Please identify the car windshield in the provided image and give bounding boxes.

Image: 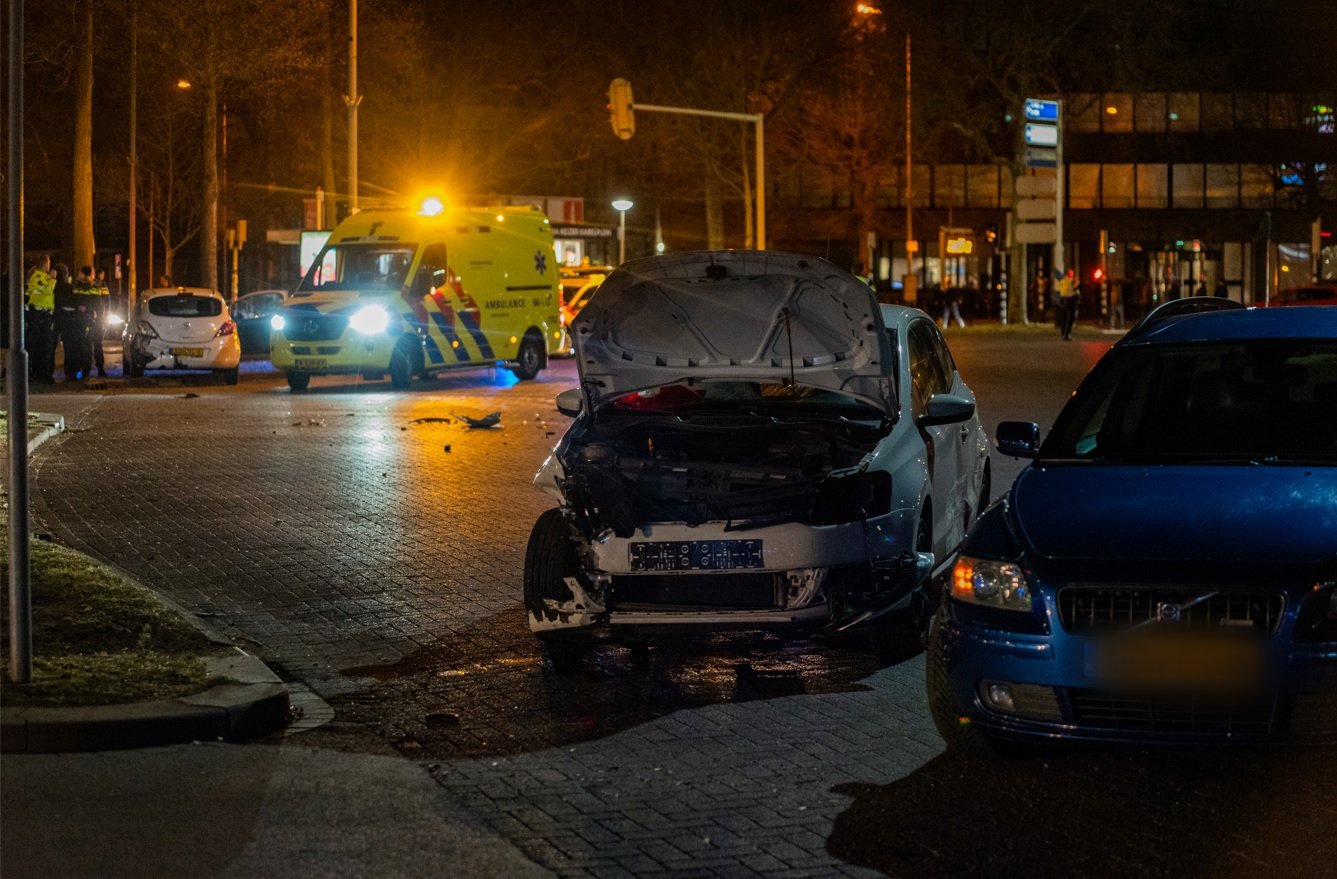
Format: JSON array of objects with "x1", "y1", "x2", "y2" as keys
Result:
[
  {"x1": 147, "y1": 295, "x2": 222, "y2": 318},
  {"x1": 295, "y1": 243, "x2": 416, "y2": 294},
  {"x1": 1042, "y1": 339, "x2": 1337, "y2": 464},
  {"x1": 601, "y1": 380, "x2": 886, "y2": 423}
]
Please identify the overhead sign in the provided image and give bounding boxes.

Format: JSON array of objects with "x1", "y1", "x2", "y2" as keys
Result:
[
  {"x1": 1013, "y1": 222, "x2": 1058, "y2": 245},
  {"x1": 1024, "y1": 99, "x2": 1060, "y2": 121},
  {"x1": 1024, "y1": 123, "x2": 1059, "y2": 147}
]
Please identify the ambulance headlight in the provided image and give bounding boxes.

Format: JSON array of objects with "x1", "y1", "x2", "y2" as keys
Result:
[
  {"x1": 270, "y1": 314, "x2": 286, "y2": 332},
  {"x1": 349, "y1": 305, "x2": 391, "y2": 335}
]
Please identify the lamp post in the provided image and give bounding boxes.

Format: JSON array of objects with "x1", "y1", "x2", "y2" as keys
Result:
[{"x1": 612, "y1": 198, "x2": 633, "y2": 264}]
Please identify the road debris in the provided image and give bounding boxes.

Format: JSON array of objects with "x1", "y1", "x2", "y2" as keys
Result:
[{"x1": 456, "y1": 411, "x2": 502, "y2": 429}]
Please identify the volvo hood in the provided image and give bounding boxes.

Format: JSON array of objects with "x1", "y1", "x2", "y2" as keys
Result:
[
  {"x1": 1011, "y1": 464, "x2": 1337, "y2": 567},
  {"x1": 570, "y1": 251, "x2": 894, "y2": 413}
]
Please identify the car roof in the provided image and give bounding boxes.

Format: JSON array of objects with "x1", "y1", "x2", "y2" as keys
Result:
[
  {"x1": 1126, "y1": 304, "x2": 1337, "y2": 345},
  {"x1": 239, "y1": 288, "x2": 287, "y2": 298},
  {"x1": 143, "y1": 286, "x2": 223, "y2": 299}
]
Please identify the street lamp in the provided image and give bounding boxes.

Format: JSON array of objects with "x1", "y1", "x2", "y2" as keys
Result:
[{"x1": 612, "y1": 198, "x2": 633, "y2": 264}]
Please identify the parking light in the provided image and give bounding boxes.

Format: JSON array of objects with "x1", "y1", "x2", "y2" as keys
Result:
[
  {"x1": 951, "y1": 556, "x2": 1031, "y2": 611},
  {"x1": 349, "y1": 304, "x2": 391, "y2": 335}
]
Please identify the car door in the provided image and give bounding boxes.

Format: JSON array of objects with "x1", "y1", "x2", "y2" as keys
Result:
[{"x1": 906, "y1": 318, "x2": 961, "y2": 569}]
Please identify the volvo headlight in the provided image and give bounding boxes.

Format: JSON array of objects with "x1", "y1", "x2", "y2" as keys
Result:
[
  {"x1": 348, "y1": 305, "x2": 390, "y2": 335},
  {"x1": 270, "y1": 314, "x2": 286, "y2": 332},
  {"x1": 951, "y1": 556, "x2": 1031, "y2": 612}
]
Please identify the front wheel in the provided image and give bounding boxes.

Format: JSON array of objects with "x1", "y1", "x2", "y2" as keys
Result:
[
  {"x1": 286, "y1": 371, "x2": 310, "y2": 392},
  {"x1": 126, "y1": 357, "x2": 144, "y2": 378},
  {"x1": 523, "y1": 508, "x2": 591, "y2": 671},
  {"x1": 511, "y1": 334, "x2": 544, "y2": 380},
  {"x1": 217, "y1": 366, "x2": 239, "y2": 386},
  {"x1": 389, "y1": 336, "x2": 421, "y2": 390},
  {"x1": 926, "y1": 613, "x2": 1011, "y2": 758}
]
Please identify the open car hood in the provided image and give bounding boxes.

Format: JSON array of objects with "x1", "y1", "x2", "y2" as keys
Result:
[{"x1": 571, "y1": 251, "x2": 894, "y2": 413}]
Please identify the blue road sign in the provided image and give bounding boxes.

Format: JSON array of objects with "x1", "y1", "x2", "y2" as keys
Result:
[{"x1": 1024, "y1": 99, "x2": 1060, "y2": 121}]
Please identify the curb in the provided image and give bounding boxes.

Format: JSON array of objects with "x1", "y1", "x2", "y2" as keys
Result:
[
  {"x1": 26, "y1": 412, "x2": 65, "y2": 455},
  {"x1": 0, "y1": 648, "x2": 290, "y2": 754}
]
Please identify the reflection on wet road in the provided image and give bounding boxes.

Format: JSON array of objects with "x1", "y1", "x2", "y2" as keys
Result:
[{"x1": 337, "y1": 610, "x2": 885, "y2": 758}]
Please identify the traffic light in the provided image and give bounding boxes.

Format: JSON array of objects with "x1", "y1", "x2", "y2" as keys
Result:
[
  {"x1": 608, "y1": 78, "x2": 635, "y2": 141},
  {"x1": 985, "y1": 223, "x2": 998, "y2": 244},
  {"x1": 1093, "y1": 267, "x2": 1105, "y2": 282}
]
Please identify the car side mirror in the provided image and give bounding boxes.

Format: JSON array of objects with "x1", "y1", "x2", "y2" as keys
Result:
[
  {"x1": 555, "y1": 388, "x2": 583, "y2": 418},
  {"x1": 919, "y1": 392, "x2": 975, "y2": 426},
  {"x1": 996, "y1": 421, "x2": 1041, "y2": 458}
]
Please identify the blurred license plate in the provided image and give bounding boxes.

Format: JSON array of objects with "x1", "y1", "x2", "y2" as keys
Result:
[
  {"x1": 629, "y1": 539, "x2": 763, "y2": 572},
  {"x1": 294, "y1": 358, "x2": 327, "y2": 369},
  {"x1": 1092, "y1": 634, "x2": 1263, "y2": 693},
  {"x1": 173, "y1": 347, "x2": 204, "y2": 358}
]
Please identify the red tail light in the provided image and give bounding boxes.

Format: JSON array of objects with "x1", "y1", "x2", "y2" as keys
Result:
[{"x1": 215, "y1": 320, "x2": 236, "y2": 338}]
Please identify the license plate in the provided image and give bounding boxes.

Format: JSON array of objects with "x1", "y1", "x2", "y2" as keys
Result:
[
  {"x1": 294, "y1": 358, "x2": 328, "y2": 369},
  {"x1": 1091, "y1": 634, "x2": 1263, "y2": 693},
  {"x1": 172, "y1": 347, "x2": 204, "y2": 358},
  {"x1": 628, "y1": 539, "x2": 763, "y2": 572}
]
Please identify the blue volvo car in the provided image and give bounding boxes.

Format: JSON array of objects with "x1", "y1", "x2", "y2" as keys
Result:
[{"x1": 928, "y1": 299, "x2": 1337, "y2": 754}]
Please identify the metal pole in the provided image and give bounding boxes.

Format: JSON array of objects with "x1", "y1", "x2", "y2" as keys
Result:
[
  {"x1": 346, "y1": 0, "x2": 359, "y2": 212},
  {"x1": 904, "y1": 30, "x2": 914, "y2": 302},
  {"x1": 127, "y1": 8, "x2": 137, "y2": 314},
  {"x1": 7, "y1": 0, "x2": 34, "y2": 683},
  {"x1": 1054, "y1": 99, "x2": 1065, "y2": 274},
  {"x1": 754, "y1": 115, "x2": 765, "y2": 251},
  {"x1": 618, "y1": 210, "x2": 626, "y2": 265}
]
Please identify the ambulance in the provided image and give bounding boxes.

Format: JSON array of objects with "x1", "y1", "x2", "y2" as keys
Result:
[{"x1": 271, "y1": 201, "x2": 561, "y2": 391}]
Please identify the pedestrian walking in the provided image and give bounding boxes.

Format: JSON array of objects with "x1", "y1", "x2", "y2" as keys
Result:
[
  {"x1": 1213, "y1": 279, "x2": 1228, "y2": 298},
  {"x1": 24, "y1": 254, "x2": 57, "y2": 383},
  {"x1": 1195, "y1": 279, "x2": 1208, "y2": 297},
  {"x1": 1109, "y1": 280, "x2": 1125, "y2": 330},
  {"x1": 1057, "y1": 268, "x2": 1080, "y2": 340},
  {"x1": 941, "y1": 285, "x2": 965, "y2": 329}
]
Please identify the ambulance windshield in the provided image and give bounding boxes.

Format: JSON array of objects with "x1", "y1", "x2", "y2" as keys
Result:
[{"x1": 296, "y1": 243, "x2": 417, "y2": 295}]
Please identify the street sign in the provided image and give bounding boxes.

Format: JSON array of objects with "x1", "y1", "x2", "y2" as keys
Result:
[
  {"x1": 1013, "y1": 222, "x2": 1058, "y2": 244},
  {"x1": 1024, "y1": 99, "x2": 1060, "y2": 121},
  {"x1": 1016, "y1": 199, "x2": 1057, "y2": 221},
  {"x1": 1015, "y1": 175, "x2": 1057, "y2": 197},
  {"x1": 1024, "y1": 147, "x2": 1058, "y2": 168},
  {"x1": 1024, "y1": 123, "x2": 1059, "y2": 148}
]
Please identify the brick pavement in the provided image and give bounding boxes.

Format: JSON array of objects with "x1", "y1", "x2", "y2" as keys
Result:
[{"x1": 28, "y1": 341, "x2": 1337, "y2": 877}]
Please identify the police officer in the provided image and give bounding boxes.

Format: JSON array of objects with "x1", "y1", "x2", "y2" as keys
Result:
[
  {"x1": 85, "y1": 266, "x2": 110, "y2": 377},
  {"x1": 72, "y1": 266, "x2": 100, "y2": 380},
  {"x1": 54, "y1": 264, "x2": 87, "y2": 381},
  {"x1": 24, "y1": 254, "x2": 57, "y2": 383}
]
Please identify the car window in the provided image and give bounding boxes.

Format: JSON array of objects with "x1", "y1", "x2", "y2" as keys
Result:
[
  {"x1": 907, "y1": 319, "x2": 950, "y2": 416},
  {"x1": 1043, "y1": 339, "x2": 1337, "y2": 462},
  {"x1": 147, "y1": 295, "x2": 222, "y2": 318}
]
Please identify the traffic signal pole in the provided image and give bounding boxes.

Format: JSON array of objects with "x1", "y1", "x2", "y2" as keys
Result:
[{"x1": 607, "y1": 80, "x2": 766, "y2": 250}]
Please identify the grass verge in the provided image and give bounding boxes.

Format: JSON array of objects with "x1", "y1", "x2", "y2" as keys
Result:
[{"x1": 1, "y1": 524, "x2": 223, "y2": 707}]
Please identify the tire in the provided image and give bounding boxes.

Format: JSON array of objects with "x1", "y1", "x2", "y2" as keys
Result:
[
  {"x1": 217, "y1": 366, "x2": 239, "y2": 386},
  {"x1": 286, "y1": 371, "x2": 310, "y2": 392},
  {"x1": 523, "y1": 508, "x2": 590, "y2": 670},
  {"x1": 926, "y1": 613, "x2": 1009, "y2": 758},
  {"x1": 511, "y1": 333, "x2": 544, "y2": 381},
  {"x1": 866, "y1": 510, "x2": 934, "y2": 661},
  {"x1": 126, "y1": 357, "x2": 144, "y2": 378},
  {"x1": 389, "y1": 337, "x2": 418, "y2": 390}
]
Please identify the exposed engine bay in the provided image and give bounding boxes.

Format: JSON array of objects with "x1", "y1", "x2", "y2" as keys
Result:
[{"x1": 557, "y1": 406, "x2": 891, "y2": 539}]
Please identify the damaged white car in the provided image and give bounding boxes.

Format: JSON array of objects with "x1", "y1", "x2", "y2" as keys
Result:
[{"x1": 525, "y1": 251, "x2": 990, "y2": 663}]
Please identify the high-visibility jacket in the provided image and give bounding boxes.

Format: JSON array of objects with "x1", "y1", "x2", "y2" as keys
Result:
[{"x1": 25, "y1": 268, "x2": 56, "y2": 311}]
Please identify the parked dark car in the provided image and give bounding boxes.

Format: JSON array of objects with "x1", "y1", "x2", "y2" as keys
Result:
[
  {"x1": 929, "y1": 299, "x2": 1337, "y2": 754},
  {"x1": 1269, "y1": 285, "x2": 1337, "y2": 308},
  {"x1": 232, "y1": 289, "x2": 287, "y2": 355}
]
